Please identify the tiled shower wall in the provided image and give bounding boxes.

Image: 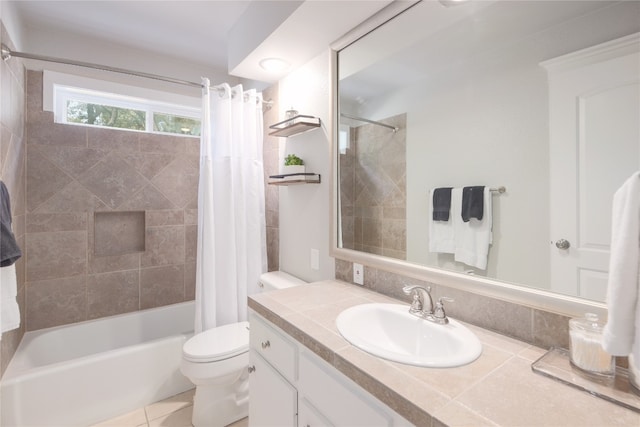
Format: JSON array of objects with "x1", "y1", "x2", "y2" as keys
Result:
[
  {"x1": 262, "y1": 84, "x2": 279, "y2": 272},
  {"x1": 340, "y1": 113, "x2": 406, "y2": 260},
  {"x1": 22, "y1": 71, "x2": 280, "y2": 332},
  {"x1": 24, "y1": 70, "x2": 200, "y2": 330},
  {"x1": 0, "y1": 23, "x2": 27, "y2": 377}
]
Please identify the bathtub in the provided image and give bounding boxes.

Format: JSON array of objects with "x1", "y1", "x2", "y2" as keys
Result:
[{"x1": 1, "y1": 301, "x2": 195, "y2": 427}]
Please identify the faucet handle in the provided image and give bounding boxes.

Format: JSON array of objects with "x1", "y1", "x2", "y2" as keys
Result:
[
  {"x1": 402, "y1": 285, "x2": 433, "y2": 315},
  {"x1": 433, "y1": 296, "x2": 454, "y2": 324}
]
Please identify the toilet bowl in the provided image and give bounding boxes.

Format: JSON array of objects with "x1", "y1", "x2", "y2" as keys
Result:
[{"x1": 181, "y1": 271, "x2": 306, "y2": 427}]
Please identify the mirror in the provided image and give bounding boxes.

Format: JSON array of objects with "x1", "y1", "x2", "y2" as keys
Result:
[{"x1": 336, "y1": 0, "x2": 640, "y2": 304}]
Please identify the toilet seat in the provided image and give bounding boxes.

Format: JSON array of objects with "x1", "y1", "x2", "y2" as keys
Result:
[{"x1": 183, "y1": 321, "x2": 250, "y2": 363}]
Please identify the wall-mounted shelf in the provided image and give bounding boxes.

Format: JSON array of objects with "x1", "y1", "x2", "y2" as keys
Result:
[
  {"x1": 269, "y1": 115, "x2": 321, "y2": 137},
  {"x1": 268, "y1": 173, "x2": 321, "y2": 186}
]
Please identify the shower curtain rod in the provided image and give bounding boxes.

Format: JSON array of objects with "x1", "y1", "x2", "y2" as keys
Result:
[
  {"x1": 340, "y1": 113, "x2": 399, "y2": 133},
  {"x1": 1, "y1": 44, "x2": 273, "y2": 107}
]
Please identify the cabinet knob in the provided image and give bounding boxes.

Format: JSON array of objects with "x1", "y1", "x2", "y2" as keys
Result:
[
  {"x1": 248, "y1": 365, "x2": 256, "y2": 373},
  {"x1": 261, "y1": 340, "x2": 271, "y2": 349}
]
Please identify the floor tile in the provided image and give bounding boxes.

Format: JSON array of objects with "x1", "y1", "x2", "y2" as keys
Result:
[
  {"x1": 90, "y1": 408, "x2": 148, "y2": 427},
  {"x1": 226, "y1": 417, "x2": 249, "y2": 427},
  {"x1": 145, "y1": 389, "x2": 195, "y2": 421},
  {"x1": 148, "y1": 405, "x2": 193, "y2": 427}
]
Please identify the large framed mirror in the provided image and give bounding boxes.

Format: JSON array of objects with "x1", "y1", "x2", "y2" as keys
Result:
[{"x1": 333, "y1": 0, "x2": 639, "y2": 315}]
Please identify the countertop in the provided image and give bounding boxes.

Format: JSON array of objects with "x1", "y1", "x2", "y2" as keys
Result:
[{"x1": 248, "y1": 279, "x2": 640, "y2": 427}]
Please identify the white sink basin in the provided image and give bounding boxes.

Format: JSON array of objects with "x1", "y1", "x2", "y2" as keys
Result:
[{"x1": 336, "y1": 303, "x2": 482, "y2": 368}]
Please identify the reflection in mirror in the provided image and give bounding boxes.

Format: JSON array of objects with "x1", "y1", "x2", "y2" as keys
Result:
[{"x1": 337, "y1": 0, "x2": 640, "y2": 302}]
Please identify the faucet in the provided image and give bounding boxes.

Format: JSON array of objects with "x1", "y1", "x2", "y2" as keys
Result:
[{"x1": 402, "y1": 285, "x2": 454, "y2": 325}]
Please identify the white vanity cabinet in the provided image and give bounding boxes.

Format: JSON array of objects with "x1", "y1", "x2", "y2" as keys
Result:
[
  {"x1": 249, "y1": 313, "x2": 298, "y2": 426},
  {"x1": 248, "y1": 311, "x2": 412, "y2": 427}
]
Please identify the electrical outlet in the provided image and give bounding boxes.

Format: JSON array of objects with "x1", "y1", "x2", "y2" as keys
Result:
[{"x1": 353, "y1": 263, "x2": 364, "y2": 285}]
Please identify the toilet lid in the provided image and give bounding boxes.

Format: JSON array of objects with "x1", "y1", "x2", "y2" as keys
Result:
[{"x1": 183, "y1": 321, "x2": 250, "y2": 362}]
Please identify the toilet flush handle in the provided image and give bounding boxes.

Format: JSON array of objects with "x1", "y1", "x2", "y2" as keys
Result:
[
  {"x1": 248, "y1": 365, "x2": 256, "y2": 373},
  {"x1": 261, "y1": 340, "x2": 271, "y2": 349}
]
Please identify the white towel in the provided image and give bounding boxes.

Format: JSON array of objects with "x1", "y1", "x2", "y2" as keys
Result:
[
  {"x1": 428, "y1": 188, "x2": 456, "y2": 254},
  {"x1": 603, "y1": 172, "x2": 640, "y2": 360},
  {"x1": 454, "y1": 187, "x2": 493, "y2": 270},
  {"x1": 1, "y1": 263, "x2": 20, "y2": 335}
]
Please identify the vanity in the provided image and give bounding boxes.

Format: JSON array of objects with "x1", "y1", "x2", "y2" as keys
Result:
[{"x1": 248, "y1": 280, "x2": 640, "y2": 426}]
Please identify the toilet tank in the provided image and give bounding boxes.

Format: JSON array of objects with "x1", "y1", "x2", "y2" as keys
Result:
[{"x1": 259, "y1": 271, "x2": 307, "y2": 291}]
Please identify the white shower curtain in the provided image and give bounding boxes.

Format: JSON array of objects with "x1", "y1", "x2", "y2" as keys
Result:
[{"x1": 195, "y1": 78, "x2": 267, "y2": 333}]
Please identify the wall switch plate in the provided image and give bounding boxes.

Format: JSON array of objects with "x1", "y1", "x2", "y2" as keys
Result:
[
  {"x1": 353, "y1": 263, "x2": 364, "y2": 285},
  {"x1": 310, "y1": 248, "x2": 319, "y2": 270}
]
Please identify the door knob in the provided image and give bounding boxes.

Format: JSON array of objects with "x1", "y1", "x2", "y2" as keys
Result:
[{"x1": 555, "y1": 239, "x2": 570, "y2": 250}]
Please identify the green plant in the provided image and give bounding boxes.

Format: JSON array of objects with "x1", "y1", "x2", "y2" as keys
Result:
[{"x1": 284, "y1": 154, "x2": 304, "y2": 166}]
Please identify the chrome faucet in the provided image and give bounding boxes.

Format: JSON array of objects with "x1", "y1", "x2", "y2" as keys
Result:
[{"x1": 402, "y1": 285, "x2": 454, "y2": 325}]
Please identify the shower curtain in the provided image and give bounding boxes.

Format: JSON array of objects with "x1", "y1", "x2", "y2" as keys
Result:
[{"x1": 195, "y1": 78, "x2": 267, "y2": 333}]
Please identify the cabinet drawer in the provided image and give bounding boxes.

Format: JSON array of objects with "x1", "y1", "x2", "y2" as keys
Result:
[
  {"x1": 299, "y1": 351, "x2": 392, "y2": 427},
  {"x1": 250, "y1": 313, "x2": 297, "y2": 382}
]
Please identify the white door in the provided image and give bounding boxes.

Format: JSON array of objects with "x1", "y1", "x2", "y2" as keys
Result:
[{"x1": 545, "y1": 34, "x2": 640, "y2": 301}]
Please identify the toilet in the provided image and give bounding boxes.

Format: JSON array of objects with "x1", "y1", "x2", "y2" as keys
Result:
[{"x1": 181, "y1": 271, "x2": 307, "y2": 427}]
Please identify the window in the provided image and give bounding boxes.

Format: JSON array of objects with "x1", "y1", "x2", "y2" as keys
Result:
[{"x1": 54, "y1": 85, "x2": 201, "y2": 136}]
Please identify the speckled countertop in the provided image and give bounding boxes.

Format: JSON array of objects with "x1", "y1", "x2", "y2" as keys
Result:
[{"x1": 248, "y1": 280, "x2": 640, "y2": 427}]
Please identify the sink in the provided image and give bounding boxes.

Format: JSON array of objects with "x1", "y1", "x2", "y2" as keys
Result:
[{"x1": 336, "y1": 303, "x2": 482, "y2": 368}]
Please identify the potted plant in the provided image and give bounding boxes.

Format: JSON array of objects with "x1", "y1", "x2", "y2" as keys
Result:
[{"x1": 282, "y1": 154, "x2": 305, "y2": 180}]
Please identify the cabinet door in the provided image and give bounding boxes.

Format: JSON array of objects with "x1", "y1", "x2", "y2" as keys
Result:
[
  {"x1": 249, "y1": 351, "x2": 297, "y2": 427},
  {"x1": 298, "y1": 398, "x2": 334, "y2": 427}
]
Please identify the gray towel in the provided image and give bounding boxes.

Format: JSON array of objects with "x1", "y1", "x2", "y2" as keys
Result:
[
  {"x1": 1, "y1": 181, "x2": 22, "y2": 267},
  {"x1": 432, "y1": 187, "x2": 453, "y2": 221},
  {"x1": 461, "y1": 186, "x2": 485, "y2": 222}
]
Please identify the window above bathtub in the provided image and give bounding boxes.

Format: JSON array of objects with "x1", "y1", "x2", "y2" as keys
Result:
[{"x1": 44, "y1": 70, "x2": 201, "y2": 137}]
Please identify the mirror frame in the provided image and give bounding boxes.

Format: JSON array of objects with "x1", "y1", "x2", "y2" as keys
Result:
[{"x1": 329, "y1": 1, "x2": 607, "y2": 319}]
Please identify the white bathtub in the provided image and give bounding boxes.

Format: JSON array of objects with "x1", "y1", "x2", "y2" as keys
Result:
[{"x1": 1, "y1": 301, "x2": 195, "y2": 427}]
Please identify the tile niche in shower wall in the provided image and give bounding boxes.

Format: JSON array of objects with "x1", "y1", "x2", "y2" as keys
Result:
[
  {"x1": 94, "y1": 211, "x2": 145, "y2": 256},
  {"x1": 24, "y1": 70, "x2": 199, "y2": 331}
]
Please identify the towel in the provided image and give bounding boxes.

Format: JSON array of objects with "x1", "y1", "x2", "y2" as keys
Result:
[
  {"x1": 454, "y1": 187, "x2": 493, "y2": 270},
  {"x1": 461, "y1": 186, "x2": 485, "y2": 222},
  {"x1": 1, "y1": 181, "x2": 22, "y2": 267},
  {"x1": 603, "y1": 172, "x2": 640, "y2": 362},
  {"x1": 429, "y1": 188, "x2": 457, "y2": 254},
  {"x1": 1, "y1": 263, "x2": 20, "y2": 334},
  {"x1": 432, "y1": 187, "x2": 453, "y2": 221}
]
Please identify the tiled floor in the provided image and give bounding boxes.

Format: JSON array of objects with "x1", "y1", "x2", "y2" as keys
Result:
[{"x1": 91, "y1": 388, "x2": 249, "y2": 427}]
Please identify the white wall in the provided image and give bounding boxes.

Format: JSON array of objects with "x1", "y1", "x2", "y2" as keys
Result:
[
  {"x1": 277, "y1": 50, "x2": 335, "y2": 282},
  {"x1": 19, "y1": 24, "x2": 244, "y2": 97}
]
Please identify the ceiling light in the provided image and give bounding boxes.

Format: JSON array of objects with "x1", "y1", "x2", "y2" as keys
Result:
[{"x1": 259, "y1": 57, "x2": 290, "y2": 73}]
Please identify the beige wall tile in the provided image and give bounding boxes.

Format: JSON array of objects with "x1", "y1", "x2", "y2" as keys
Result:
[
  {"x1": 26, "y1": 147, "x2": 73, "y2": 212},
  {"x1": 36, "y1": 145, "x2": 105, "y2": 178},
  {"x1": 88, "y1": 270, "x2": 140, "y2": 319},
  {"x1": 34, "y1": 180, "x2": 109, "y2": 213},
  {"x1": 27, "y1": 212, "x2": 87, "y2": 233},
  {"x1": 141, "y1": 225, "x2": 185, "y2": 267},
  {"x1": 26, "y1": 230, "x2": 87, "y2": 281},
  {"x1": 27, "y1": 121, "x2": 87, "y2": 148},
  {"x1": 88, "y1": 127, "x2": 139, "y2": 152},
  {"x1": 140, "y1": 265, "x2": 185, "y2": 309},
  {"x1": 150, "y1": 156, "x2": 199, "y2": 209},
  {"x1": 146, "y1": 210, "x2": 184, "y2": 227},
  {"x1": 26, "y1": 276, "x2": 87, "y2": 330},
  {"x1": 78, "y1": 152, "x2": 148, "y2": 209}
]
